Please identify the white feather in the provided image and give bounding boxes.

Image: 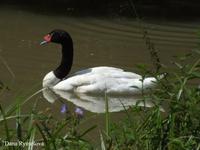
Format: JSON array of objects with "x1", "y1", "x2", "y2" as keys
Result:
[
  {"x1": 42, "y1": 67, "x2": 162, "y2": 95},
  {"x1": 43, "y1": 71, "x2": 60, "y2": 88}
]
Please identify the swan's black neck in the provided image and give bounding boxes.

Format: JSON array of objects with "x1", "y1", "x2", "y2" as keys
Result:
[{"x1": 53, "y1": 38, "x2": 73, "y2": 79}]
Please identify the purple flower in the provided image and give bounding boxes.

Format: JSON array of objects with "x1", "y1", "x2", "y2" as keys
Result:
[
  {"x1": 75, "y1": 107, "x2": 84, "y2": 117},
  {"x1": 60, "y1": 104, "x2": 68, "y2": 113}
]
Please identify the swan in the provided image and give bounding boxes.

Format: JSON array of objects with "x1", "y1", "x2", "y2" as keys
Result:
[{"x1": 41, "y1": 29, "x2": 164, "y2": 95}]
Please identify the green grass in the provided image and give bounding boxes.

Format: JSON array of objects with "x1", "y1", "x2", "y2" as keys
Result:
[{"x1": 107, "y1": 52, "x2": 200, "y2": 150}]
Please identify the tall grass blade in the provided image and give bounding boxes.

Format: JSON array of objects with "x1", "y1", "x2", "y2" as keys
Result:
[
  {"x1": 28, "y1": 127, "x2": 36, "y2": 150},
  {"x1": 0, "y1": 114, "x2": 30, "y2": 122},
  {"x1": 40, "y1": 122, "x2": 57, "y2": 150},
  {"x1": 105, "y1": 92, "x2": 110, "y2": 136},
  {"x1": 22, "y1": 88, "x2": 44, "y2": 105},
  {"x1": 0, "y1": 105, "x2": 10, "y2": 142},
  {"x1": 197, "y1": 143, "x2": 200, "y2": 150},
  {"x1": 100, "y1": 131, "x2": 106, "y2": 150},
  {"x1": 35, "y1": 122, "x2": 48, "y2": 147},
  {"x1": 53, "y1": 121, "x2": 68, "y2": 137},
  {"x1": 177, "y1": 58, "x2": 200, "y2": 100},
  {"x1": 26, "y1": 99, "x2": 38, "y2": 141},
  {"x1": 16, "y1": 104, "x2": 22, "y2": 141}
]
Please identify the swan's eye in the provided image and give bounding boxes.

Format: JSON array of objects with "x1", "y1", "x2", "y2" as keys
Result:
[{"x1": 49, "y1": 32, "x2": 62, "y2": 43}]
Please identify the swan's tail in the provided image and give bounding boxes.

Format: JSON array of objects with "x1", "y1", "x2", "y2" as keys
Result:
[{"x1": 157, "y1": 72, "x2": 168, "y2": 80}]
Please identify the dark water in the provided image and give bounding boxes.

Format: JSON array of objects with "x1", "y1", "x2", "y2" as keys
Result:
[{"x1": 0, "y1": 5, "x2": 199, "y2": 144}]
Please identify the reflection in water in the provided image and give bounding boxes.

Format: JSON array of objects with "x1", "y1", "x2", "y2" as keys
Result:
[{"x1": 42, "y1": 88, "x2": 164, "y2": 113}]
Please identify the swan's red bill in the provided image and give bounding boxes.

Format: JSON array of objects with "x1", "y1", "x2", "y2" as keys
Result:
[{"x1": 40, "y1": 34, "x2": 52, "y2": 45}]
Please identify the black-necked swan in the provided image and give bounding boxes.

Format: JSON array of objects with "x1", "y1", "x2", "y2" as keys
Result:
[{"x1": 41, "y1": 29, "x2": 163, "y2": 95}]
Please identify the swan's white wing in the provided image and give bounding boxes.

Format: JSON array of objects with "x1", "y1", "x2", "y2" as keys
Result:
[
  {"x1": 53, "y1": 67, "x2": 156, "y2": 95},
  {"x1": 72, "y1": 66, "x2": 141, "y2": 78},
  {"x1": 72, "y1": 67, "x2": 123, "y2": 75}
]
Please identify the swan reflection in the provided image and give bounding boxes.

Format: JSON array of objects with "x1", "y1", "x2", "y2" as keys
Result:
[{"x1": 42, "y1": 89, "x2": 163, "y2": 113}]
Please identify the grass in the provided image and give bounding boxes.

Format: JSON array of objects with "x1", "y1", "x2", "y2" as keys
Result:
[
  {"x1": 108, "y1": 52, "x2": 200, "y2": 150},
  {"x1": 0, "y1": 95, "x2": 95, "y2": 149}
]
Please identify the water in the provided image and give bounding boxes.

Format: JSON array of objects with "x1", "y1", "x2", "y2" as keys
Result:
[{"x1": 0, "y1": 5, "x2": 199, "y2": 144}]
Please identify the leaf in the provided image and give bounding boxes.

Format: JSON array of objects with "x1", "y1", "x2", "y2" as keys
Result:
[
  {"x1": 100, "y1": 131, "x2": 106, "y2": 150},
  {"x1": 173, "y1": 62, "x2": 183, "y2": 69},
  {"x1": 0, "y1": 105, "x2": 11, "y2": 142},
  {"x1": 35, "y1": 122, "x2": 48, "y2": 147},
  {"x1": 136, "y1": 64, "x2": 148, "y2": 70},
  {"x1": 40, "y1": 122, "x2": 57, "y2": 150},
  {"x1": 28, "y1": 128, "x2": 36, "y2": 150},
  {"x1": 16, "y1": 104, "x2": 22, "y2": 141},
  {"x1": 191, "y1": 72, "x2": 200, "y2": 78}
]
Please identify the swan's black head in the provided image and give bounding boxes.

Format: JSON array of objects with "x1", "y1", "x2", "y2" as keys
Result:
[
  {"x1": 40, "y1": 29, "x2": 74, "y2": 79},
  {"x1": 40, "y1": 29, "x2": 72, "y2": 45}
]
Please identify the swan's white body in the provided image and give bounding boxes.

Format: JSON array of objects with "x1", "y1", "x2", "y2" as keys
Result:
[{"x1": 43, "y1": 66, "x2": 161, "y2": 95}]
